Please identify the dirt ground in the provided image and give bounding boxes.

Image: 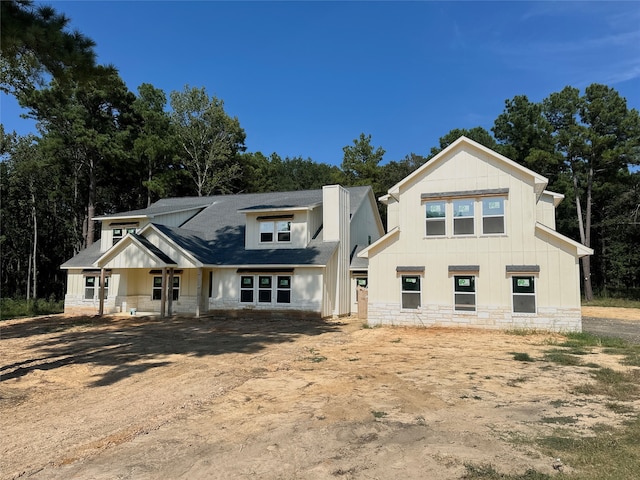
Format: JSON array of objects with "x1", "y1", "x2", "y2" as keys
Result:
[{"x1": 1, "y1": 309, "x2": 639, "y2": 480}]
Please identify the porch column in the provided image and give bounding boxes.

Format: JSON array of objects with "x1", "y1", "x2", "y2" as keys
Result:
[
  {"x1": 160, "y1": 267, "x2": 166, "y2": 318},
  {"x1": 98, "y1": 268, "x2": 106, "y2": 316},
  {"x1": 196, "y1": 268, "x2": 203, "y2": 318},
  {"x1": 168, "y1": 268, "x2": 174, "y2": 316}
]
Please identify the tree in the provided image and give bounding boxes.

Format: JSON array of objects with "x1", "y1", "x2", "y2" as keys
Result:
[
  {"x1": 169, "y1": 85, "x2": 246, "y2": 196},
  {"x1": 429, "y1": 127, "x2": 498, "y2": 158},
  {"x1": 380, "y1": 153, "x2": 428, "y2": 189},
  {"x1": 341, "y1": 133, "x2": 385, "y2": 187},
  {"x1": 0, "y1": 0, "x2": 96, "y2": 95},
  {"x1": 542, "y1": 84, "x2": 640, "y2": 300}
]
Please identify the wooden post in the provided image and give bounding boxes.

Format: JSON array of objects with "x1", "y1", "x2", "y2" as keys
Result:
[
  {"x1": 98, "y1": 268, "x2": 106, "y2": 316},
  {"x1": 160, "y1": 267, "x2": 166, "y2": 318},
  {"x1": 196, "y1": 268, "x2": 202, "y2": 318},
  {"x1": 168, "y1": 268, "x2": 174, "y2": 317}
]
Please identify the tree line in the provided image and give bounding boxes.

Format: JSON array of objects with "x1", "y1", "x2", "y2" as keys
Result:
[{"x1": 1, "y1": 1, "x2": 639, "y2": 303}]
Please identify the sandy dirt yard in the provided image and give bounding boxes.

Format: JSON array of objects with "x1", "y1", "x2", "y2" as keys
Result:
[{"x1": 1, "y1": 309, "x2": 639, "y2": 480}]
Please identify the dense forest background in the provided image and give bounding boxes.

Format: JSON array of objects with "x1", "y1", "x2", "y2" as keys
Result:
[{"x1": 1, "y1": 1, "x2": 639, "y2": 303}]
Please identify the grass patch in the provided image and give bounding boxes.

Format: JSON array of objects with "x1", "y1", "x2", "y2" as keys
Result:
[
  {"x1": 505, "y1": 328, "x2": 541, "y2": 336},
  {"x1": 573, "y1": 367, "x2": 640, "y2": 402},
  {"x1": 507, "y1": 376, "x2": 528, "y2": 387},
  {"x1": 583, "y1": 298, "x2": 640, "y2": 309},
  {"x1": 462, "y1": 463, "x2": 551, "y2": 479},
  {"x1": 0, "y1": 297, "x2": 63, "y2": 320},
  {"x1": 371, "y1": 410, "x2": 387, "y2": 419},
  {"x1": 542, "y1": 351, "x2": 583, "y2": 366},
  {"x1": 605, "y1": 402, "x2": 635, "y2": 414},
  {"x1": 540, "y1": 416, "x2": 577, "y2": 425},
  {"x1": 511, "y1": 352, "x2": 535, "y2": 362},
  {"x1": 537, "y1": 415, "x2": 640, "y2": 480},
  {"x1": 562, "y1": 331, "x2": 628, "y2": 349}
]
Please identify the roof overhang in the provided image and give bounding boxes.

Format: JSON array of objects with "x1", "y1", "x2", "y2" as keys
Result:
[
  {"x1": 535, "y1": 223, "x2": 593, "y2": 258},
  {"x1": 542, "y1": 190, "x2": 565, "y2": 207},
  {"x1": 357, "y1": 227, "x2": 400, "y2": 259},
  {"x1": 237, "y1": 203, "x2": 322, "y2": 215},
  {"x1": 96, "y1": 234, "x2": 178, "y2": 268}
]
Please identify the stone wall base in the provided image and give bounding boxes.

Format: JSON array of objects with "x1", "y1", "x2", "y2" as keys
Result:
[{"x1": 367, "y1": 303, "x2": 582, "y2": 332}]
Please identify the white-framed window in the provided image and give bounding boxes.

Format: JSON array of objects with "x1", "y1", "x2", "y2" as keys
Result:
[
  {"x1": 401, "y1": 275, "x2": 421, "y2": 309},
  {"x1": 482, "y1": 197, "x2": 505, "y2": 234},
  {"x1": 512, "y1": 276, "x2": 536, "y2": 313},
  {"x1": 453, "y1": 199, "x2": 474, "y2": 235},
  {"x1": 240, "y1": 276, "x2": 254, "y2": 303},
  {"x1": 276, "y1": 221, "x2": 291, "y2": 242},
  {"x1": 112, "y1": 227, "x2": 136, "y2": 245},
  {"x1": 260, "y1": 221, "x2": 291, "y2": 243},
  {"x1": 152, "y1": 276, "x2": 179, "y2": 301},
  {"x1": 85, "y1": 276, "x2": 108, "y2": 300},
  {"x1": 454, "y1": 275, "x2": 476, "y2": 312},
  {"x1": 259, "y1": 222, "x2": 274, "y2": 242},
  {"x1": 276, "y1": 276, "x2": 291, "y2": 303},
  {"x1": 425, "y1": 201, "x2": 446, "y2": 236},
  {"x1": 240, "y1": 275, "x2": 292, "y2": 304}
]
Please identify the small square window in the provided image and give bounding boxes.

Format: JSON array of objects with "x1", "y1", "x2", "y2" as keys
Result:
[
  {"x1": 260, "y1": 222, "x2": 274, "y2": 242},
  {"x1": 276, "y1": 221, "x2": 291, "y2": 242}
]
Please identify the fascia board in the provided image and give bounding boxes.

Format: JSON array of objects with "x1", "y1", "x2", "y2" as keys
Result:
[
  {"x1": 535, "y1": 223, "x2": 594, "y2": 258},
  {"x1": 95, "y1": 235, "x2": 178, "y2": 268},
  {"x1": 542, "y1": 190, "x2": 565, "y2": 207},
  {"x1": 237, "y1": 203, "x2": 321, "y2": 214},
  {"x1": 357, "y1": 227, "x2": 400, "y2": 259},
  {"x1": 388, "y1": 136, "x2": 548, "y2": 196}
]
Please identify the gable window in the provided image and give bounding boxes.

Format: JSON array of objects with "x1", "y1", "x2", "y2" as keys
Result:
[
  {"x1": 85, "y1": 276, "x2": 108, "y2": 300},
  {"x1": 401, "y1": 275, "x2": 421, "y2": 309},
  {"x1": 512, "y1": 276, "x2": 536, "y2": 313},
  {"x1": 260, "y1": 222, "x2": 274, "y2": 242},
  {"x1": 276, "y1": 276, "x2": 291, "y2": 303},
  {"x1": 482, "y1": 197, "x2": 505, "y2": 234},
  {"x1": 425, "y1": 201, "x2": 446, "y2": 236},
  {"x1": 453, "y1": 199, "x2": 474, "y2": 235},
  {"x1": 112, "y1": 227, "x2": 136, "y2": 245},
  {"x1": 152, "y1": 276, "x2": 179, "y2": 301},
  {"x1": 240, "y1": 276, "x2": 254, "y2": 302},
  {"x1": 454, "y1": 275, "x2": 476, "y2": 312}
]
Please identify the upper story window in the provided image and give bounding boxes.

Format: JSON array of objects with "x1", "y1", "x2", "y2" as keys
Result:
[
  {"x1": 425, "y1": 201, "x2": 446, "y2": 236},
  {"x1": 422, "y1": 189, "x2": 508, "y2": 238},
  {"x1": 453, "y1": 199, "x2": 475, "y2": 235},
  {"x1": 482, "y1": 197, "x2": 505, "y2": 234},
  {"x1": 259, "y1": 220, "x2": 291, "y2": 243},
  {"x1": 113, "y1": 227, "x2": 136, "y2": 245}
]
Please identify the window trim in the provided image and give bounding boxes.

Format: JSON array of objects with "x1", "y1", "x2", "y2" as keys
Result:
[
  {"x1": 401, "y1": 275, "x2": 421, "y2": 310},
  {"x1": 112, "y1": 227, "x2": 136, "y2": 245},
  {"x1": 152, "y1": 275, "x2": 180, "y2": 301},
  {"x1": 453, "y1": 275, "x2": 476, "y2": 312},
  {"x1": 481, "y1": 197, "x2": 506, "y2": 235},
  {"x1": 511, "y1": 275, "x2": 537, "y2": 314},
  {"x1": 259, "y1": 220, "x2": 292, "y2": 244},
  {"x1": 85, "y1": 276, "x2": 108, "y2": 300},
  {"x1": 240, "y1": 274, "x2": 293, "y2": 304},
  {"x1": 425, "y1": 200, "x2": 447, "y2": 237}
]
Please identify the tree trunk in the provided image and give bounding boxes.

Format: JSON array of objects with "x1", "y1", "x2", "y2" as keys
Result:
[
  {"x1": 86, "y1": 156, "x2": 96, "y2": 246},
  {"x1": 583, "y1": 166, "x2": 594, "y2": 301},
  {"x1": 32, "y1": 190, "x2": 37, "y2": 300}
]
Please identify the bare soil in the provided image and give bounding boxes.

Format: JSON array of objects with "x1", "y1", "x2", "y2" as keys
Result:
[{"x1": 1, "y1": 310, "x2": 639, "y2": 480}]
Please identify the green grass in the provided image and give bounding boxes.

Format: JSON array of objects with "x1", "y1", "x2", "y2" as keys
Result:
[
  {"x1": 0, "y1": 297, "x2": 63, "y2": 320},
  {"x1": 543, "y1": 351, "x2": 584, "y2": 366},
  {"x1": 573, "y1": 367, "x2": 640, "y2": 402},
  {"x1": 371, "y1": 410, "x2": 387, "y2": 419},
  {"x1": 582, "y1": 298, "x2": 640, "y2": 309},
  {"x1": 511, "y1": 352, "x2": 535, "y2": 362},
  {"x1": 462, "y1": 463, "x2": 551, "y2": 479}
]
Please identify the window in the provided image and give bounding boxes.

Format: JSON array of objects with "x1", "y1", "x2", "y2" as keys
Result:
[
  {"x1": 454, "y1": 275, "x2": 476, "y2": 312},
  {"x1": 425, "y1": 201, "x2": 446, "y2": 236},
  {"x1": 453, "y1": 199, "x2": 474, "y2": 235},
  {"x1": 355, "y1": 277, "x2": 368, "y2": 301},
  {"x1": 482, "y1": 197, "x2": 505, "y2": 234},
  {"x1": 85, "y1": 276, "x2": 108, "y2": 300},
  {"x1": 276, "y1": 221, "x2": 291, "y2": 242},
  {"x1": 276, "y1": 276, "x2": 291, "y2": 303},
  {"x1": 260, "y1": 222, "x2": 274, "y2": 242},
  {"x1": 152, "y1": 276, "x2": 179, "y2": 301},
  {"x1": 512, "y1": 276, "x2": 536, "y2": 313},
  {"x1": 258, "y1": 276, "x2": 272, "y2": 302},
  {"x1": 401, "y1": 275, "x2": 421, "y2": 309},
  {"x1": 112, "y1": 227, "x2": 136, "y2": 245},
  {"x1": 240, "y1": 276, "x2": 254, "y2": 302}
]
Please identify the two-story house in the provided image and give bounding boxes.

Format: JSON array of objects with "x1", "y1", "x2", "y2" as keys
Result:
[
  {"x1": 61, "y1": 185, "x2": 385, "y2": 318},
  {"x1": 358, "y1": 137, "x2": 593, "y2": 332}
]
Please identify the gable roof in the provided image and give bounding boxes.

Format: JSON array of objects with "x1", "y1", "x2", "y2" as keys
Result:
[
  {"x1": 63, "y1": 186, "x2": 371, "y2": 269},
  {"x1": 386, "y1": 136, "x2": 549, "y2": 199},
  {"x1": 535, "y1": 223, "x2": 593, "y2": 258}
]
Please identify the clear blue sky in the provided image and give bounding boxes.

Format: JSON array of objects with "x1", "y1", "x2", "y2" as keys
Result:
[{"x1": 1, "y1": 1, "x2": 639, "y2": 166}]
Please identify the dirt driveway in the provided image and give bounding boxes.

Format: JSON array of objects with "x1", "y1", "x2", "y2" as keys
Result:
[{"x1": 1, "y1": 310, "x2": 638, "y2": 480}]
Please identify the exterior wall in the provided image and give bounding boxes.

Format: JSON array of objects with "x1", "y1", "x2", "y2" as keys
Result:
[
  {"x1": 536, "y1": 193, "x2": 557, "y2": 229},
  {"x1": 385, "y1": 196, "x2": 399, "y2": 231},
  {"x1": 244, "y1": 210, "x2": 309, "y2": 249},
  {"x1": 323, "y1": 185, "x2": 350, "y2": 316},
  {"x1": 207, "y1": 267, "x2": 324, "y2": 313},
  {"x1": 365, "y1": 145, "x2": 584, "y2": 332},
  {"x1": 350, "y1": 193, "x2": 384, "y2": 251}
]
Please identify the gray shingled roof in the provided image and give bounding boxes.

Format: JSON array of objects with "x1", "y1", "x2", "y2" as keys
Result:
[{"x1": 63, "y1": 186, "x2": 371, "y2": 269}]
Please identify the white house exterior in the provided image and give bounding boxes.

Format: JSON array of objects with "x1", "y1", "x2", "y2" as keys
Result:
[
  {"x1": 358, "y1": 137, "x2": 593, "y2": 332},
  {"x1": 62, "y1": 185, "x2": 385, "y2": 318}
]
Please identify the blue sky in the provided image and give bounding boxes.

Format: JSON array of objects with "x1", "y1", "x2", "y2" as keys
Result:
[{"x1": 1, "y1": 1, "x2": 639, "y2": 166}]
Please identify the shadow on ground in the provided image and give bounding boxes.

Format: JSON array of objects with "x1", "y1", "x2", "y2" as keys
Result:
[{"x1": 0, "y1": 314, "x2": 343, "y2": 387}]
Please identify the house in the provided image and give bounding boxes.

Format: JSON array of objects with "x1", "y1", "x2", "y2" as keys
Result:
[
  {"x1": 61, "y1": 185, "x2": 385, "y2": 318},
  {"x1": 358, "y1": 137, "x2": 593, "y2": 332}
]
